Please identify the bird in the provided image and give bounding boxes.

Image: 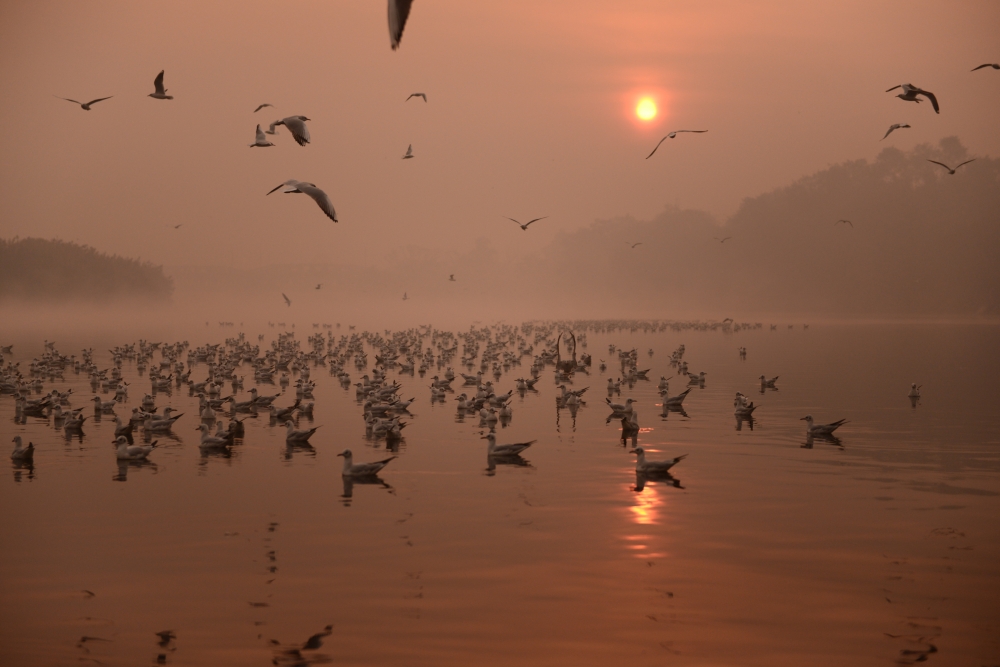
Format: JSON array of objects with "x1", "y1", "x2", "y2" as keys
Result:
[
  {"x1": 173, "y1": 224, "x2": 182, "y2": 229},
  {"x1": 402, "y1": 144, "x2": 414, "y2": 159},
  {"x1": 249, "y1": 124, "x2": 274, "y2": 148},
  {"x1": 759, "y1": 375, "x2": 779, "y2": 387},
  {"x1": 267, "y1": 180, "x2": 338, "y2": 222},
  {"x1": 148, "y1": 70, "x2": 172, "y2": 100},
  {"x1": 971, "y1": 63, "x2": 999, "y2": 71},
  {"x1": 114, "y1": 435, "x2": 156, "y2": 460},
  {"x1": 927, "y1": 159, "x2": 975, "y2": 175},
  {"x1": 388, "y1": 0, "x2": 414, "y2": 50},
  {"x1": 315, "y1": 284, "x2": 322, "y2": 290},
  {"x1": 338, "y1": 449, "x2": 395, "y2": 476},
  {"x1": 406, "y1": 93, "x2": 427, "y2": 102},
  {"x1": 714, "y1": 237, "x2": 731, "y2": 243},
  {"x1": 606, "y1": 397, "x2": 636, "y2": 413},
  {"x1": 630, "y1": 448, "x2": 687, "y2": 473},
  {"x1": 11, "y1": 436, "x2": 34, "y2": 461},
  {"x1": 881, "y1": 123, "x2": 911, "y2": 140},
  {"x1": 267, "y1": 116, "x2": 311, "y2": 145},
  {"x1": 625, "y1": 241, "x2": 643, "y2": 248},
  {"x1": 908, "y1": 383, "x2": 921, "y2": 398},
  {"x1": 282, "y1": 293, "x2": 292, "y2": 307},
  {"x1": 303, "y1": 625, "x2": 333, "y2": 650},
  {"x1": 800, "y1": 415, "x2": 848, "y2": 436},
  {"x1": 482, "y1": 432, "x2": 534, "y2": 457},
  {"x1": 835, "y1": 219, "x2": 853, "y2": 227},
  {"x1": 885, "y1": 84, "x2": 939, "y2": 113},
  {"x1": 55, "y1": 95, "x2": 113, "y2": 110},
  {"x1": 254, "y1": 103, "x2": 274, "y2": 113},
  {"x1": 507, "y1": 216, "x2": 547, "y2": 231},
  {"x1": 284, "y1": 421, "x2": 318, "y2": 444},
  {"x1": 645, "y1": 130, "x2": 708, "y2": 159},
  {"x1": 449, "y1": 274, "x2": 455, "y2": 281},
  {"x1": 196, "y1": 424, "x2": 231, "y2": 449}
]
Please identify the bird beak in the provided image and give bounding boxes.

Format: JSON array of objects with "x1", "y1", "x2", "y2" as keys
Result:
[
  {"x1": 336, "y1": 452, "x2": 345, "y2": 457},
  {"x1": 799, "y1": 417, "x2": 807, "y2": 421}
]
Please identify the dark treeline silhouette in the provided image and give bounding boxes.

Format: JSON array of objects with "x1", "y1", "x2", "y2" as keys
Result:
[{"x1": 0, "y1": 237, "x2": 173, "y2": 302}]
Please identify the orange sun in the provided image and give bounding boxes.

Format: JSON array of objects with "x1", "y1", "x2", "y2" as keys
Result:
[{"x1": 636, "y1": 97, "x2": 657, "y2": 121}]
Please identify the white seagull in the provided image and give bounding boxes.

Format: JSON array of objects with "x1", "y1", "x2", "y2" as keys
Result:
[
  {"x1": 406, "y1": 93, "x2": 427, "y2": 102},
  {"x1": 927, "y1": 159, "x2": 975, "y2": 175},
  {"x1": 11, "y1": 436, "x2": 34, "y2": 461},
  {"x1": 885, "y1": 84, "x2": 939, "y2": 113},
  {"x1": 267, "y1": 116, "x2": 311, "y2": 145},
  {"x1": 800, "y1": 415, "x2": 848, "y2": 436},
  {"x1": 630, "y1": 448, "x2": 687, "y2": 473},
  {"x1": 267, "y1": 180, "x2": 338, "y2": 222},
  {"x1": 249, "y1": 124, "x2": 274, "y2": 147},
  {"x1": 338, "y1": 449, "x2": 395, "y2": 476},
  {"x1": 148, "y1": 70, "x2": 173, "y2": 100},
  {"x1": 285, "y1": 421, "x2": 319, "y2": 444},
  {"x1": 646, "y1": 130, "x2": 708, "y2": 159},
  {"x1": 881, "y1": 123, "x2": 911, "y2": 140},
  {"x1": 482, "y1": 432, "x2": 534, "y2": 457},
  {"x1": 402, "y1": 144, "x2": 414, "y2": 159},
  {"x1": 115, "y1": 435, "x2": 156, "y2": 460},
  {"x1": 55, "y1": 95, "x2": 113, "y2": 110},
  {"x1": 388, "y1": 0, "x2": 414, "y2": 50},
  {"x1": 908, "y1": 383, "x2": 921, "y2": 398},
  {"x1": 507, "y1": 216, "x2": 547, "y2": 231}
]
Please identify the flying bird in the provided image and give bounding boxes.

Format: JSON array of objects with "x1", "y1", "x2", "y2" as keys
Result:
[
  {"x1": 449, "y1": 274, "x2": 455, "y2": 281},
  {"x1": 625, "y1": 241, "x2": 643, "y2": 248},
  {"x1": 927, "y1": 159, "x2": 975, "y2": 175},
  {"x1": 267, "y1": 116, "x2": 311, "y2": 145},
  {"x1": 388, "y1": 0, "x2": 414, "y2": 50},
  {"x1": 282, "y1": 293, "x2": 292, "y2": 307},
  {"x1": 645, "y1": 130, "x2": 708, "y2": 159},
  {"x1": 249, "y1": 124, "x2": 274, "y2": 148},
  {"x1": 267, "y1": 180, "x2": 338, "y2": 222},
  {"x1": 835, "y1": 219, "x2": 853, "y2": 227},
  {"x1": 406, "y1": 93, "x2": 427, "y2": 102},
  {"x1": 402, "y1": 144, "x2": 414, "y2": 159},
  {"x1": 714, "y1": 237, "x2": 732, "y2": 243},
  {"x1": 881, "y1": 123, "x2": 911, "y2": 140},
  {"x1": 315, "y1": 284, "x2": 322, "y2": 290},
  {"x1": 885, "y1": 84, "x2": 939, "y2": 113},
  {"x1": 971, "y1": 63, "x2": 999, "y2": 71},
  {"x1": 254, "y1": 103, "x2": 274, "y2": 113},
  {"x1": 54, "y1": 95, "x2": 113, "y2": 110},
  {"x1": 507, "y1": 216, "x2": 547, "y2": 231},
  {"x1": 148, "y1": 70, "x2": 172, "y2": 100},
  {"x1": 402, "y1": 292, "x2": 408, "y2": 301},
  {"x1": 173, "y1": 224, "x2": 182, "y2": 229}
]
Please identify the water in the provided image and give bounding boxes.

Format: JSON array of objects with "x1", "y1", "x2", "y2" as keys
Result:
[{"x1": 1, "y1": 322, "x2": 998, "y2": 666}]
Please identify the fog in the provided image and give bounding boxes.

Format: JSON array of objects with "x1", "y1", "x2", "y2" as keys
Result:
[{"x1": 1, "y1": 1, "x2": 998, "y2": 325}]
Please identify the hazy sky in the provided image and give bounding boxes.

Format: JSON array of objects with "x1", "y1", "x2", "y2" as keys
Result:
[{"x1": 1, "y1": 1, "x2": 997, "y2": 268}]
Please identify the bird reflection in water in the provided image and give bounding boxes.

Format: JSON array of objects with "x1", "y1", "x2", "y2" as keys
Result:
[
  {"x1": 340, "y1": 475, "x2": 393, "y2": 504},
  {"x1": 801, "y1": 433, "x2": 844, "y2": 449},
  {"x1": 735, "y1": 415, "x2": 755, "y2": 431},
  {"x1": 113, "y1": 459, "x2": 158, "y2": 482},
  {"x1": 282, "y1": 442, "x2": 317, "y2": 461},
  {"x1": 633, "y1": 470, "x2": 684, "y2": 492},
  {"x1": 660, "y1": 403, "x2": 689, "y2": 420},
  {"x1": 485, "y1": 453, "x2": 533, "y2": 476},
  {"x1": 12, "y1": 459, "x2": 35, "y2": 482}
]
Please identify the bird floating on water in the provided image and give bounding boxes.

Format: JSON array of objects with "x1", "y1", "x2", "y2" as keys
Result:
[
  {"x1": 881, "y1": 123, "x2": 911, "y2": 140},
  {"x1": 267, "y1": 116, "x2": 311, "y2": 145},
  {"x1": 11, "y1": 436, "x2": 34, "y2": 461},
  {"x1": 908, "y1": 383, "x2": 921, "y2": 398},
  {"x1": 800, "y1": 415, "x2": 847, "y2": 436},
  {"x1": 388, "y1": 0, "x2": 414, "y2": 50},
  {"x1": 115, "y1": 435, "x2": 156, "y2": 460},
  {"x1": 507, "y1": 216, "x2": 547, "y2": 231},
  {"x1": 927, "y1": 159, "x2": 974, "y2": 175},
  {"x1": 249, "y1": 124, "x2": 274, "y2": 148},
  {"x1": 645, "y1": 130, "x2": 707, "y2": 159},
  {"x1": 338, "y1": 449, "x2": 395, "y2": 476},
  {"x1": 885, "y1": 84, "x2": 938, "y2": 113},
  {"x1": 630, "y1": 448, "x2": 686, "y2": 473},
  {"x1": 55, "y1": 95, "x2": 112, "y2": 110},
  {"x1": 267, "y1": 180, "x2": 338, "y2": 222},
  {"x1": 148, "y1": 70, "x2": 172, "y2": 100},
  {"x1": 406, "y1": 93, "x2": 427, "y2": 102},
  {"x1": 482, "y1": 432, "x2": 534, "y2": 457}
]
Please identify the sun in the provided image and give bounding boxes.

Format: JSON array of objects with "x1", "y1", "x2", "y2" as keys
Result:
[{"x1": 636, "y1": 97, "x2": 657, "y2": 121}]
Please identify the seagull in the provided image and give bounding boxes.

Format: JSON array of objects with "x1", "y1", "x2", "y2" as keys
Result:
[
  {"x1": 625, "y1": 241, "x2": 643, "y2": 248},
  {"x1": 303, "y1": 625, "x2": 333, "y2": 650},
  {"x1": 971, "y1": 63, "x2": 999, "y2": 71},
  {"x1": 388, "y1": 0, "x2": 414, "y2": 50},
  {"x1": 148, "y1": 70, "x2": 173, "y2": 100},
  {"x1": 800, "y1": 415, "x2": 848, "y2": 436},
  {"x1": 55, "y1": 95, "x2": 113, "y2": 110},
  {"x1": 759, "y1": 375, "x2": 779, "y2": 387},
  {"x1": 402, "y1": 144, "x2": 414, "y2": 159},
  {"x1": 173, "y1": 224, "x2": 182, "y2": 229},
  {"x1": 507, "y1": 216, "x2": 547, "y2": 231},
  {"x1": 835, "y1": 219, "x2": 853, "y2": 227},
  {"x1": 284, "y1": 421, "x2": 318, "y2": 444},
  {"x1": 254, "y1": 103, "x2": 274, "y2": 113},
  {"x1": 267, "y1": 180, "x2": 338, "y2": 222},
  {"x1": 114, "y1": 435, "x2": 156, "y2": 460},
  {"x1": 11, "y1": 436, "x2": 34, "y2": 461},
  {"x1": 267, "y1": 116, "x2": 311, "y2": 145},
  {"x1": 482, "y1": 432, "x2": 534, "y2": 457},
  {"x1": 885, "y1": 84, "x2": 939, "y2": 113},
  {"x1": 282, "y1": 293, "x2": 292, "y2": 307},
  {"x1": 630, "y1": 448, "x2": 686, "y2": 473},
  {"x1": 908, "y1": 383, "x2": 921, "y2": 398},
  {"x1": 315, "y1": 284, "x2": 322, "y2": 290},
  {"x1": 449, "y1": 274, "x2": 455, "y2": 281},
  {"x1": 402, "y1": 292, "x2": 408, "y2": 301},
  {"x1": 881, "y1": 123, "x2": 911, "y2": 140},
  {"x1": 406, "y1": 93, "x2": 427, "y2": 102},
  {"x1": 249, "y1": 124, "x2": 274, "y2": 148},
  {"x1": 338, "y1": 449, "x2": 395, "y2": 476},
  {"x1": 714, "y1": 237, "x2": 731, "y2": 243},
  {"x1": 645, "y1": 130, "x2": 708, "y2": 159},
  {"x1": 927, "y1": 159, "x2": 975, "y2": 175},
  {"x1": 196, "y1": 424, "x2": 231, "y2": 449}
]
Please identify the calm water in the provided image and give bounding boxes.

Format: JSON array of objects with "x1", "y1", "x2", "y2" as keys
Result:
[{"x1": 1, "y1": 323, "x2": 998, "y2": 666}]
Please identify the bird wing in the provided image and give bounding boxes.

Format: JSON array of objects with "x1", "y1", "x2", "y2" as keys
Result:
[
  {"x1": 885, "y1": 84, "x2": 902, "y2": 92},
  {"x1": 282, "y1": 293, "x2": 291, "y2": 305},
  {"x1": 284, "y1": 117, "x2": 311, "y2": 145},
  {"x1": 632, "y1": 242, "x2": 642, "y2": 247},
  {"x1": 153, "y1": 70, "x2": 166, "y2": 94},
  {"x1": 926, "y1": 160, "x2": 951, "y2": 170},
  {"x1": 298, "y1": 184, "x2": 338, "y2": 222},
  {"x1": 918, "y1": 89, "x2": 940, "y2": 113},
  {"x1": 265, "y1": 120, "x2": 279, "y2": 135},
  {"x1": 56, "y1": 96, "x2": 82, "y2": 105},
  {"x1": 882, "y1": 125, "x2": 896, "y2": 140},
  {"x1": 388, "y1": 0, "x2": 414, "y2": 50},
  {"x1": 254, "y1": 125, "x2": 266, "y2": 143},
  {"x1": 523, "y1": 217, "x2": 547, "y2": 227},
  {"x1": 676, "y1": 130, "x2": 708, "y2": 133},
  {"x1": 970, "y1": 64, "x2": 997, "y2": 71},
  {"x1": 254, "y1": 103, "x2": 272, "y2": 112},
  {"x1": 954, "y1": 159, "x2": 976, "y2": 169},
  {"x1": 267, "y1": 179, "x2": 300, "y2": 195},
  {"x1": 645, "y1": 136, "x2": 668, "y2": 159},
  {"x1": 418, "y1": 93, "x2": 426, "y2": 101},
  {"x1": 85, "y1": 96, "x2": 113, "y2": 106}
]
